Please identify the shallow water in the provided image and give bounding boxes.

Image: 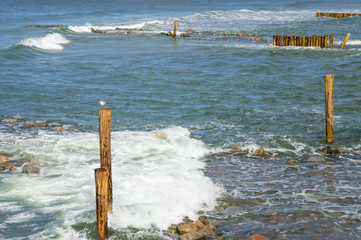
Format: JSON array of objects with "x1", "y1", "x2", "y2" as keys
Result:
[{"x1": 1, "y1": 0, "x2": 360, "y2": 239}]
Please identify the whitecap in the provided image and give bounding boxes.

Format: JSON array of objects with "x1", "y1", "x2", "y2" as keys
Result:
[{"x1": 19, "y1": 33, "x2": 70, "y2": 50}]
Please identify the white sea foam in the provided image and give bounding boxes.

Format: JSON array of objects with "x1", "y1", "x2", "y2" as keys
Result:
[
  {"x1": 0, "y1": 126, "x2": 221, "y2": 238},
  {"x1": 19, "y1": 33, "x2": 70, "y2": 50}
]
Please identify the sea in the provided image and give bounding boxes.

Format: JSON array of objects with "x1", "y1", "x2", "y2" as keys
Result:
[{"x1": 0, "y1": 0, "x2": 360, "y2": 239}]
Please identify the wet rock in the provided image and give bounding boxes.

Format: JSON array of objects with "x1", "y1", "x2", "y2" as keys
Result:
[
  {"x1": 6, "y1": 119, "x2": 18, "y2": 123},
  {"x1": 186, "y1": 29, "x2": 195, "y2": 33},
  {"x1": 12, "y1": 159, "x2": 31, "y2": 167},
  {"x1": 177, "y1": 222, "x2": 198, "y2": 234},
  {"x1": 179, "y1": 230, "x2": 205, "y2": 240},
  {"x1": 254, "y1": 37, "x2": 262, "y2": 41},
  {"x1": 37, "y1": 122, "x2": 49, "y2": 127},
  {"x1": 180, "y1": 34, "x2": 191, "y2": 37},
  {"x1": 201, "y1": 225, "x2": 215, "y2": 236},
  {"x1": 0, "y1": 155, "x2": 10, "y2": 164},
  {"x1": 307, "y1": 156, "x2": 325, "y2": 162},
  {"x1": 54, "y1": 127, "x2": 66, "y2": 130},
  {"x1": 199, "y1": 218, "x2": 216, "y2": 230},
  {"x1": 249, "y1": 234, "x2": 269, "y2": 240},
  {"x1": 287, "y1": 159, "x2": 299, "y2": 164},
  {"x1": 227, "y1": 146, "x2": 243, "y2": 155},
  {"x1": 27, "y1": 121, "x2": 38, "y2": 125},
  {"x1": 255, "y1": 146, "x2": 264, "y2": 156},
  {"x1": 322, "y1": 145, "x2": 341, "y2": 155},
  {"x1": 3, "y1": 162, "x2": 16, "y2": 171},
  {"x1": 167, "y1": 224, "x2": 178, "y2": 234},
  {"x1": 91, "y1": 28, "x2": 107, "y2": 34},
  {"x1": 265, "y1": 210, "x2": 277, "y2": 216},
  {"x1": 22, "y1": 164, "x2": 40, "y2": 174},
  {"x1": 32, "y1": 160, "x2": 50, "y2": 168},
  {"x1": 167, "y1": 31, "x2": 173, "y2": 36}
]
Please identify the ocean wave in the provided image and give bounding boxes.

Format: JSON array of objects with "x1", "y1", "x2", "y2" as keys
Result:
[
  {"x1": 0, "y1": 126, "x2": 222, "y2": 236},
  {"x1": 19, "y1": 33, "x2": 70, "y2": 50}
]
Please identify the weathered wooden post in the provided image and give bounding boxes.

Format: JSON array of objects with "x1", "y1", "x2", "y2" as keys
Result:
[
  {"x1": 95, "y1": 168, "x2": 109, "y2": 240},
  {"x1": 173, "y1": 20, "x2": 178, "y2": 39},
  {"x1": 341, "y1": 33, "x2": 351, "y2": 49},
  {"x1": 324, "y1": 35, "x2": 328, "y2": 48},
  {"x1": 99, "y1": 108, "x2": 113, "y2": 212},
  {"x1": 329, "y1": 35, "x2": 333, "y2": 49},
  {"x1": 325, "y1": 74, "x2": 334, "y2": 143}
]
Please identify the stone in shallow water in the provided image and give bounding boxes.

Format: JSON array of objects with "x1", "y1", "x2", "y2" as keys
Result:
[
  {"x1": 307, "y1": 156, "x2": 325, "y2": 162},
  {"x1": 22, "y1": 164, "x2": 40, "y2": 174},
  {"x1": 0, "y1": 155, "x2": 10, "y2": 164}
]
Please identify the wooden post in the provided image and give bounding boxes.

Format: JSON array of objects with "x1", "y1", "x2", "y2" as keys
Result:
[
  {"x1": 341, "y1": 33, "x2": 351, "y2": 49},
  {"x1": 95, "y1": 168, "x2": 109, "y2": 240},
  {"x1": 325, "y1": 74, "x2": 334, "y2": 143},
  {"x1": 99, "y1": 108, "x2": 112, "y2": 213},
  {"x1": 173, "y1": 20, "x2": 178, "y2": 39},
  {"x1": 329, "y1": 35, "x2": 333, "y2": 49},
  {"x1": 324, "y1": 35, "x2": 328, "y2": 48}
]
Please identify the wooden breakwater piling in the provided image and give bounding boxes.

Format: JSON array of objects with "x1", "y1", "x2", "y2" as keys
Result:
[
  {"x1": 325, "y1": 75, "x2": 334, "y2": 143},
  {"x1": 95, "y1": 108, "x2": 113, "y2": 239},
  {"x1": 317, "y1": 12, "x2": 361, "y2": 18},
  {"x1": 173, "y1": 20, "x2": 178, "y2": 39},
  {"x1": 95, "y1": 168, "x2": 109, "y2": 240},
  {"x1": 98, "y1": 108, "x2": 113, "y2": 213},
  {"x1": 273, "y1": 35, "x2": 332, "y2": 48}
]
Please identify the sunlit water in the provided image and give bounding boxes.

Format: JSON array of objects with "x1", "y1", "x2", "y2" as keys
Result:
[{"x1": 1, "y1": 0, "x2": 360, "y2": 239}]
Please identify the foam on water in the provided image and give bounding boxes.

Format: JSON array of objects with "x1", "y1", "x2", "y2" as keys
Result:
[
  {"x1": 19, "y1": 33, "x2": 70, "y2": 50},
  {"x1": 0, "y1": 126, "x2": 221, "y2": 238}
]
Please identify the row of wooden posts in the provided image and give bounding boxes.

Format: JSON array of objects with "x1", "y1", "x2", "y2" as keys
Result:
[
  {"x1": 94, "y1": 77, "x2": 335, "y2": 239},
  {"x1": 273, "y1": 33, "x2": 350, "y2": 49},
  {"x1": 317, "y1": 12, "x2": 361, "y2": 18}
]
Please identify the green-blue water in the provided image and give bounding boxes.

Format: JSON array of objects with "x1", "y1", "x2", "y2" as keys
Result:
[{"x1": 1, "y1": 0, "x2": 360, "y2": 239}]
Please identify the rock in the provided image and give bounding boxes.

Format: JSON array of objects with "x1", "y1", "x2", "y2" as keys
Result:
[
  {"x1": 180, "y1": 34, "x2": 191, "y2": 37},
  {"x1": 22, "y1": 164, "x2": 40, "y2": 174},
  {"x1": 32, "y1": 160, "x2": 50, "y2": 168},
  {"x1": 254, "y1": 37, "x2": 262, "y2": 41},
  {"x1": 255, "y1": 146, "x2": 264, "y2": 156},
  {"x1": 227, "y1": 146, "x2": 243, "y2": 155},
  {"x1": 265, "y1": 210, "x2": 277, "y2": 216},
  {"x1": 166, "y1": 31, "x2": 173, "y2": 36},
  {"x1": 200, "y1": 219, "x2": 216, "y2": 230},
  {"x1": 287, "y1": 159, "x2": 299, "y2": 164},
  {"x1": 91, "y1": 28, "x2": 107, "y2": 34},
  {"x1": 194, "y1": 220, "x2": 204, "y2": 229},
  {"x1": 167, "y1": 224, "x2": 178, "y2": 234},
  {"x1": 186, "y1": 29, "x2": 195, "y2": 33},
  {"x1": 307, "y1": 156, "x2": 325, "y2": 162},
  {"x1": 0, "y1": 155, "x2": 10, "y2": 164},
  {"x1": 6, "y1": 119, "x2": 18, "y2": 123},
  {"x1": 201, "y1": 225, "x2": 215, "y2": 237},
  {"x1": 177, "y1": 222, "x2": 198, "y2": 234},
  {"x1": 3, "y1": 162, "x2": 15, "y2": 170},
  {"x1": 249, "y1": 234, "x2": 269, "y2": 240},
  {"x1": 27, "y1": 121, "x2": 38, "y2": 125},
  {"x1": 179, "y1": 230, "x2": 205, "y2": 240},
  {"x1": 54, "y1": 127, "x2": 66, "y2": 130},
  {"x1": 12, "y1": 159, "x2": 31, "y2": 167},
  {"x1": 37, "y1": 122, "x2": 49, "y2": 127},
  {"x1": 322, "y1": 145, "x2": 341, "y2": 155}
]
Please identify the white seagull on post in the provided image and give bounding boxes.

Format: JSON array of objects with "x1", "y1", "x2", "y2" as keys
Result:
[{"x1": 99, "y1": 101, "x2": 108, "y2": 106}]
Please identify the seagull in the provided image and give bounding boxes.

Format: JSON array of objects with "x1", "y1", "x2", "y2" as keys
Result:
[{"x1": 99, "y1": 101, "x2": 108, "y2": 106}]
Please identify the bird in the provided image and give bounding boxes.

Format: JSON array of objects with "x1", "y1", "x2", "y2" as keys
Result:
[{"x1": 99, "y1": 101, "x2": 108, "y2": 106}]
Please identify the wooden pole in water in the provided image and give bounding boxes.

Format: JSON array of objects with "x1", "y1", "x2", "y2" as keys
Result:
[
  {"x1": 329, "y1": 35, "x2": 333, "y2": 49},
  {"x1": 325, "y1": 74, "x2": 334, "y2": 143},
  {"x1": 341, "y1": 33, "x2": 351, "y2": 49},
  {"x1": 98, "y1": 108, "x2": 112, "y2": 213},
  {"x1": 95, "y1": 168, "x2": 109, "y2": 240},
  {"x1": 173, "y1": 20, "x2": 178, "y2": 39}
]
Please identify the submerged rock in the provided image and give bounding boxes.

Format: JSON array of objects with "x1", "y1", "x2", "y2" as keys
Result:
[
  {"x1": 91, "y1": 28, "x2": 107, "y2": 34},
  {"x1": 176, "y1": 218, "x2": 216, "y2": 240},
  {"x1": 31, "y1": 160, "x2": 50, "y2": 168},
  {"x1": 322, "y1": 145, "x2": 341, "y2": 155},
  {"x1": 307, "y1": 156, "x2": 325, "y2": 162},
  {"x1": 0, "y1": 155, "x2": 10, "y2": 164},
  {"x1": 249, "y1": 234, "x2": 269, "y2": 240},
  {"x1": 22, "y1": 164, "x2": 40, "y2": 174}
]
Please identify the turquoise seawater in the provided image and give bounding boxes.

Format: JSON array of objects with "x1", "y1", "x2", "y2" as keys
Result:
[{"x1": 1, "y1": 0, "x2": 360, "y2": 239}]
